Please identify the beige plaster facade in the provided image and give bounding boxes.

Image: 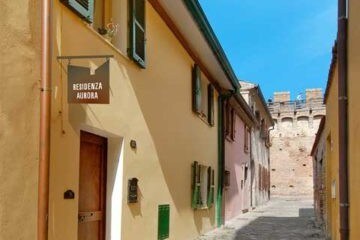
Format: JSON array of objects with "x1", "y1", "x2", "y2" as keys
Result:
[
  {"x1": 0, "y1": 1, "x2": 41, "y2": 239},
  {"x1": 240, "y1": 81, "x2": 273, "y2": 207}
]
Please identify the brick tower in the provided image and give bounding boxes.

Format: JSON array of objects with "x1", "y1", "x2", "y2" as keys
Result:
[{"x1": 268, "y1": 89, "x2": 325, "y2": 197}]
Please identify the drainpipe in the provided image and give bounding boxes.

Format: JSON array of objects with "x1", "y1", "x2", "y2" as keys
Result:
[
  {"x1": 216, "y1": 91, "x2": 234, "y2": 227},
  {"x1": 38, "y1": 0, "x2": 52, "y2": 239},
  {"x1": 337, "y1": 0, "x2": 349, "y2": 239}
]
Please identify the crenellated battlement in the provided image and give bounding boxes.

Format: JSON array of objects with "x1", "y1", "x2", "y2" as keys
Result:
[{"x1": 268, "y1": 89, "x2": 326, "y2": 136}]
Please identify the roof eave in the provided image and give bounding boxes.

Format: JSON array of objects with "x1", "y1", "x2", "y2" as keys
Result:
[
  {"x1": 182, "y1": 0, "x2": 240, "y2": 91},
  {"x1": 324, "y1": 41, "x2": 338, "y2": 104},
  {"x1": 254, "y1": 86, "x2": 274, "y2": 126},
  {"x1": 311, "y1": 117, "x2": 326, "y2": 156}
]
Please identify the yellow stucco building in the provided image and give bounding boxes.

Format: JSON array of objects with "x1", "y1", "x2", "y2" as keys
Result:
[
  {"x1": 1, "y1": 0, "x2": 253, "y2": 239},
  {"x1": 0, "y1": 1, "x2": 41, "y2": 240},
  {"x1": 313, "y1": 1, "x2": 360, "y2": 239},
  {"x1": 49, "y1": 1, "x2": 238, "y2": 239},
  {"x1": 348, "y1": 0, "x2": 360, "y2": 239},
  {"x1": 323, "y1": 46, "x2": 340, "y2": 239}
]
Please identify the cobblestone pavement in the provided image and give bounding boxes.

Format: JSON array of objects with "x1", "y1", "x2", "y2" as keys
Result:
[{"x1": 195, "y1": 197, "x2": 325, "y2": 240}]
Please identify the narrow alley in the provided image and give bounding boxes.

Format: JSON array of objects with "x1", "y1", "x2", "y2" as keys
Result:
[{"x1": 196, "y1": 197, "x2": 325, "y2": 240}]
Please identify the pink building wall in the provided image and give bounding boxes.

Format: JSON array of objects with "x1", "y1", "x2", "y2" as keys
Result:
[{"x1": 224, "y1": 114, "x2": 251, "y2": 221}]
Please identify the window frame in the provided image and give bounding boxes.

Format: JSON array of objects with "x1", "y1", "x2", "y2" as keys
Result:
[
  {"x1": 225, "y1": 101, "x2": 236, "y2": 142},
  {"x1": 191, "y1": 162, "x2": 215, "y2": 209},
  {"x1": 61, "y1": 0, "x2": 95, "y2": 23},
  {"x1": 244, "y1": 125, "x2": 250, "y2": 153},
  {"x1": 129, "y1": 0, "x2": 146, "y2": 68},
  {"x1": 192, "y1": 65, "x2": 215, "y2": 126}
]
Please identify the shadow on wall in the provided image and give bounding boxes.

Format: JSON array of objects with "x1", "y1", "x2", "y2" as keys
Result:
[{"x1": 233, "y1": 208, "x2": 324, "y2": 240}]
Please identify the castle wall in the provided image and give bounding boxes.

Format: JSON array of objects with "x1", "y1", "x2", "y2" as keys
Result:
[{"x1": 269, "y1": 89, "x2": 325, "y2": 197}]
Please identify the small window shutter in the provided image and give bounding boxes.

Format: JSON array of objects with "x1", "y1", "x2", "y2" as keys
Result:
[
  {"x1": 230, "y1": 109, "x2": 236, "y2": 140},
  {"x1": 192, "y1": 65, "x2": 201, "y2": 113},
  {"x1": 62, "y1": 0, "x2": 94, "y2": 22},
  {"x1": 207, "y1": 168, "x2": 215, "y2": 207},
  {"x1": 129, "y1": 0, "x2": 146, "y2": 68},
  {"x1": 224, "y1": 102, "x2": 230, "y2": 136},
  {"x1": 244, "y1": 126, "x2": 247, "y2": 151},
  {"x1": 207, "y1": 84, "x2": 214, "y2": 126},
  {"x1": 191, "y1": 161, "x2": 201, "y2": 209}
]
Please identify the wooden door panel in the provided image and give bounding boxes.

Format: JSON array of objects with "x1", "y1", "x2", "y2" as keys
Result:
[
  {"x1": 78, "y1": 131, "x2": 107, "y2": 240},
  {"x1": 78, "y1": 221, "x2": 100, "y2": 240},
  {"x1": 79, "y1": 142, "x2": 102, "y2": 211}
]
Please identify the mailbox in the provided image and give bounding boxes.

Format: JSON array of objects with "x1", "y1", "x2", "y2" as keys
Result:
[{"x1": 128, "y1": 178, "x2": 138, "y2": 203}]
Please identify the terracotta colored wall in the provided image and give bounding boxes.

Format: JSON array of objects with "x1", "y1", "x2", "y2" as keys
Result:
[
  {"x1": 224, "y1": 114, "x2": 251, "y2": 221},
  {"x1": 49, "y1": 1, "x2": 218, "y2": 240},
  {"x1": 348, "y1": 1, "x2": 360, "y2": 239},
  {"x1": 0, "y1": 1, "x2": 41, "y2": 239}
]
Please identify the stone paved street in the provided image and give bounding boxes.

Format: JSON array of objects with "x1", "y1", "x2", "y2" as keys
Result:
[{"x1": 195, "y1": 197, "x2": 325, "y2": 240}]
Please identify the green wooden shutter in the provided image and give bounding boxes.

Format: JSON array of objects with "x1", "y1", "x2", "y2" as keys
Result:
[
  {"x1": 158, "y1": 204, "x2": 170, "y2": 240},
  {"x1": 192, "y1": 65, "x2": 201, "y2": 113},
  {"x1": 207, "y1": 84, "x2": 215, "y2": 126},
  {"x1": 207, "y1": 168, "x2": 215, "y2": 207},
  {"x1": 191, "y1": 161, "x2": 201, "y2": 209},
  {"x1": 61, "y1": 0, "x2": 94, "y2": 22},
  {"x1": 129, "y1": 0, "x2": 146, "y2": 68}
]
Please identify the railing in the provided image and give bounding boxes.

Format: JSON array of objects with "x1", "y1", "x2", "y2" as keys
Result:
[{"x1": 267, "y1": 98, "x2": 325, "y2": 113}]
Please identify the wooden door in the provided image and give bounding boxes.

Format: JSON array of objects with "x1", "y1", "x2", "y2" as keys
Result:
[{"x1": 78, "y1": 131, "x2": 107, "y2": 240}]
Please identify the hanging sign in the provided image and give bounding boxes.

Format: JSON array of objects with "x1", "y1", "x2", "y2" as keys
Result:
[{"x1": 67, "y1": 60, "x2": 110, "y2": 104}]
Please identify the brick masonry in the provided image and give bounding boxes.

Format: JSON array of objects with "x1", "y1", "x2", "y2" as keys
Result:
[{"x1": 268, "y1": 89, "x2": 325, "y2": 197}]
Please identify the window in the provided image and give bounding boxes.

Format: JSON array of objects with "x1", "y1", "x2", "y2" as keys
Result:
[
  {"x1": 260, "y1": 119, "x2": 268, "y2": 139},
  {"x1": 244, "y1": 125, "x2": 250, "y2": 153},
  {"x1": 230, "y1": 109, "x2": 236, "y2": 140},
  {"x1": 192, "y1": 65, "x2": 215, "y2": 126},
  {"x1": 225, "y1": 101, "x2": 236, "y2": 141},
  {"x1": 129, "y1": 0, "x2": 146, "y2": 68},
  {"x1": 61, "y1": 0, "x2": 95, "y2": 22},
  {"x1": 62, "y1": 0, "x2": 124, "y2": 48},
  {"x1": 244, "y1": 165, "x2": 248, "y2": 181},
  {"x1": 61, "y1": 0, "x2": 112, "y2": 33},
  {"x1": 225, "y1": 102, "x2": 230, "y2": 136},
  {"x1": 191, "y1": 161, "x2": 215, "y2": 209},
  {"x1": 224, "y1": 170, "x2": 230, "y2": 188},
  {"x1": 255, "y1": 110, "x2": 261, "y2": 122}
]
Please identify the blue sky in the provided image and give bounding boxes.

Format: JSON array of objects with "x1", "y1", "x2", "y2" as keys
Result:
[{"x1": 199, "y1": 0, "x2": 337, "y2": 100}]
